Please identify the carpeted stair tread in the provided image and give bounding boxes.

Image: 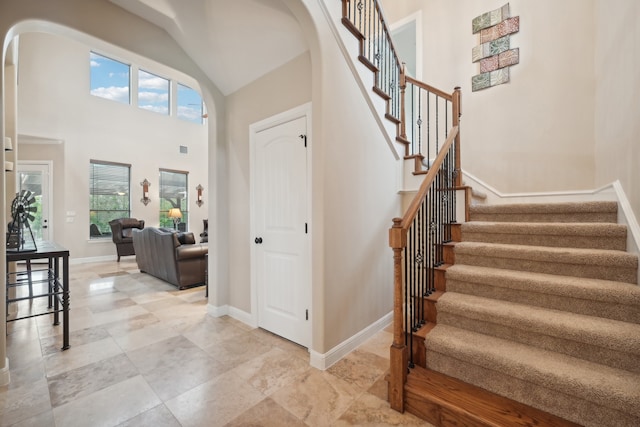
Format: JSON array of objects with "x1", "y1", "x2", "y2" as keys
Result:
[
  {"x1": 470, "y1": 201, "x2": 618, "y2": 223},
  {"x1": 435, "y1": 292, "x2": 640, "y2": 371},
  {"x1": 461, "y1": 221, "x2": 627, "y2": 250},
  {"x1": 454, "y1": 241, "x2": 638, "y2": 283},
  {"x1": 425, "y1": 324, "x2": 640, "y2": 418},
  {"x1": 445, "y1": 264, "x2": 640, "y2": 323}
]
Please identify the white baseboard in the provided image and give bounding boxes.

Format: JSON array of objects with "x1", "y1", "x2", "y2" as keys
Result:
[
  {"x1": 462, "y1": 172, "x2": 640, "y2": 285},
  {"x1": 462, "y1": 170, "x2": 617, "y2": 204},
  {"x1": 0, "y1": 358, "x2": 10, "y2": 387},
  {"x1": 228, "y1": 306, "x2": 257, "y2": 328},
  {"x1": 207, "y1": 304, "x2": 229, "y2": 318},
  {"x1": 309, "y1": 311, "x2": 393, "y2": 371},
  {"x1": 206, "y1": 304, "x2": 256, "y2": 328},
  {"x1": 70, "y1": 255, "x2": 117, "y2": 265}
]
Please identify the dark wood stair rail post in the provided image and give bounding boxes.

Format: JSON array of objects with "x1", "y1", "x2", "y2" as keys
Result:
[
  {"x1": 389, "y1": 217, "x2": 407, "y2": 411},
  {"x1": 387, "y1": 124, "x2": 460, "y2": 412}
]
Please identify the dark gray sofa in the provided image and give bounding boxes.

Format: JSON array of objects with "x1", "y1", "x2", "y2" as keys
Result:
[{"x1": 132, "y1": 227, "x2": 208, "y2": 289}]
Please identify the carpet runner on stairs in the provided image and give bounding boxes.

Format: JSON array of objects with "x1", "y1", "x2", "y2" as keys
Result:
[{"x1": 424, "y1": 201, "x2": 640, "y2": 427}]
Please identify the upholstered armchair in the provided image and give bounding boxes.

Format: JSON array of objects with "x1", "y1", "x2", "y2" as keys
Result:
[{"x1": 109, "y1": 218, "x2": 145, "y2": 261}]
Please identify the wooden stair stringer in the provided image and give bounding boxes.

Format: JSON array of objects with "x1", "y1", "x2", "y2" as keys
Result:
[
  {"x1": 340, "y1": 16, "x2": 426, "y2": 174},
  {"x1": 404, "y1": 366, "x2": 582, "y2": 427}
]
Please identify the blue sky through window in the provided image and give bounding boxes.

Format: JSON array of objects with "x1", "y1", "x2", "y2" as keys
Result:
[
  {"x1": 90, "y1": 52, "x2": 130, "y2": 104},
  {"x1": 177, "y1": 83, "x2": 203, "y2": 124},
  {"x1": 139, "y1": 69, "x2": 169, "y2": 115}
]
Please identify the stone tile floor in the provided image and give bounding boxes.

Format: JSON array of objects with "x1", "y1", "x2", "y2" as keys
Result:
[{"x1": 1, "y1": 260, "x2": 431, "y2": 426}]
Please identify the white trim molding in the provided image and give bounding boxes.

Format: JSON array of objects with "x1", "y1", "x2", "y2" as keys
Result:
[
  {"x1": 309, "y1": 311, "x2": 393, "y2": 370},
  {"x1": 463, "y1": 171, "x2": 640, "y2": 285},
  {"x1": 228, "y1": 306, "x2": 257, "y2": 328},
  {"x1": 0, "y1": 358, "x2": 10, "y2": 387},
  {"x1": 207, "y1": 304, "x2": 229, "y2": 318}
]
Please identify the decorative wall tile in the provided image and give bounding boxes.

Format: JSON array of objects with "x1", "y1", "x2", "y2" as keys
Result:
[
  {"x1": 472, "y1": 68, "x2": 510, "y2": 92},
  {"x1": 498, "y1": 17, "x2": 520, "y2": 38},
  {"x1": 472, "y1": 12, "x2": 491, "y2": 34},
  {"x1": 481, "y1": 16, "x2": 520, "y2": 44},
  {"x1": 473, "y1": 38, "x2": 509, "y2": 63},
  {"x1": 471, "y1": 73, "x2": 491, "y2": 91},
  {"x1": 472, "y1": 45, "x2": 483, "y2": 63},
  {"x1": 471, "y1": 3, "x2": 519, "y2": 92},
  {"x1": 489, "y1": 35, "x2": 510, "y2": 56},
  {"x1": 489, "y1": 9, "x2": 503, "y2": 27},
  {"x1": 498, "y1": 48, "x2": 519, "y2": 68},
  {"x1": 490, "y1": 67, "x2": 510, "y2": 86},
  {"x1": 472, "y1": 3, "x2": 510, "y2": 34},
  {"x1": 480, "y1": 26, "x2": 498, "y2": 44},
  {"x1": 480, "y1": 55, "x2": 499, "y2": 73}
]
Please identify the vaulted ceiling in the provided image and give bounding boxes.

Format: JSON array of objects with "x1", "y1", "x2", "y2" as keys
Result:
[{"x1": 109, "y1": 0, "x2": 309, "y2": 95}]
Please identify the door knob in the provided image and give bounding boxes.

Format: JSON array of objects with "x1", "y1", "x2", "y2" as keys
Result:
[{"x1": 254, "y1": 237, "x2": 263, "y2": 244}]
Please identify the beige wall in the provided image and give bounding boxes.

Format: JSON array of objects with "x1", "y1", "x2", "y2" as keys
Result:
[
  {"x1": 594, "y1": 0, "x2": 640, "y2": 219},
  {"x1": 382, "y1": 0, "x2": 597, "y2": 193},
  {"x1": 225, "y1": 39, "x2": 402, "y2": 353},
  {"x1": 225, "y1": 52, "x2": 312, "y2": 313},
  {"x1": 16, "y1": 32, "x2": 208, "y2": 260}
]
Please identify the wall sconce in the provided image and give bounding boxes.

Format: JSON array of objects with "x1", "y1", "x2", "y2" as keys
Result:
[
  {"x1": 140, "y1": 179, "x2": 151, "y2": 206},
  {"x1": 196, "y1": 184, "x2": 204, "y2": 207}
]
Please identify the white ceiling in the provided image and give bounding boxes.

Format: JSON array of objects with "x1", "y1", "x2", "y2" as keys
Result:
[{"x1": 110, "y1": 0, "x2": 309, "y2": 95}]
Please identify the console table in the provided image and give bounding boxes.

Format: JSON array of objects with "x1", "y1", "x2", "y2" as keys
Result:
[{"x1": 6, "y1": 241, "x2": 70, "y2": 350}]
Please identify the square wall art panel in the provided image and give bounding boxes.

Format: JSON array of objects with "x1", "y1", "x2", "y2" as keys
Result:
[{"x1": 472, "y1": 3, "x2": 520, "y2": 92}]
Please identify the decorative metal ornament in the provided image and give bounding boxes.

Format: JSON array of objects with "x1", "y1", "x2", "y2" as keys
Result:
[
  {"x1": 141, "y1": 179, "x2": 151, "y2": 206},
  {"x1": 196, "y1": 184, "x2": 204, "y2": 207},
  {"x1": 7, "y1": 190, "x2": 38, "y2": 252}
]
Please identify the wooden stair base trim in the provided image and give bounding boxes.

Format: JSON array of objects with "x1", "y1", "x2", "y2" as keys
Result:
[
  {"x1": 358, "y1": 55, "x2": 377, "y2": 73},
  {"x1": 450, "y1": 223, "x2": 462, "y2": 242},
  {"x1": 442, "y1": 241, "x2": 456, "y2": 265},
  {"x1": 404, "y1": 366, "x2": 582, "y2": 427},
  {"x1": 385, "y1": 112, "x2": 400, "y2": 124},
  {"x1": 410, "y1": 322, "x2": 435, "y2": 368},
  {"x1": 424, "y1": 290, "x2": 443, "y2": 324},
  {"x1": 373, "y1": 85, "x2": 391, "y2": 100},
  {"x1": 434, "y1": 264, "x2": 451, "y2": 291},
  {"x1": 341, "y1": 17, "x2": 364, "y2": 40}
]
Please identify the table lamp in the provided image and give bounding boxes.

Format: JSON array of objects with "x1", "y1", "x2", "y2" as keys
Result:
[{"x1": 168, "y1": 208, "x2": 182, "y2": 230}]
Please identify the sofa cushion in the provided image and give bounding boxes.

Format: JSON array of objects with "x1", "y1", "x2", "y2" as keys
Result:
[{"x1": 177, "y1": 232, "x2": 196, "y2": 245}]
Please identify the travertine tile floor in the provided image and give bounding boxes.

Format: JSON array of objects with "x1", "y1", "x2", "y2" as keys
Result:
[{"x1": 1, "y1": 260, "x2": 431, "y2": 426}]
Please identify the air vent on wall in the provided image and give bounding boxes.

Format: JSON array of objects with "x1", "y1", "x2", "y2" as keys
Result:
[{"x1": 180, "y1": 145, "x2": 188, "y2": 154}]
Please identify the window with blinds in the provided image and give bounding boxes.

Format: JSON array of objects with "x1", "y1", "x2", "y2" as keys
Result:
[
  {"x1": 159, "y1": 169, "x2": 188, "y2": 230},
  {"x1": 90, "y1": 160, "x2": 131, "y2": 238}
]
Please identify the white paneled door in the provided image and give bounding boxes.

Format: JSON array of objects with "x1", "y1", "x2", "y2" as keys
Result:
[{"x1": 253, "y1": 115, "x2": 310, "y2": 348}]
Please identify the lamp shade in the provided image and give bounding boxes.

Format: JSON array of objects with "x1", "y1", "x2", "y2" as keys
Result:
[{"x1": 168, "y1": 208, "x2": 182, "y2": 219}]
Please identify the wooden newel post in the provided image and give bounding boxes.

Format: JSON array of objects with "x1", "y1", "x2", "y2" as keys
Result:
[
  {"x1": 452, "y1": 86, "x2": 462, "y2": 187},
  {"x1": 389, "y1": 218, "x2": 407, "y2": 412}
]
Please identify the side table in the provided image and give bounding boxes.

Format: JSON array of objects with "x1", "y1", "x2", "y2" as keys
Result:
[{"x1": 6, "y1": 241, "x2": 70, "y2": 350}]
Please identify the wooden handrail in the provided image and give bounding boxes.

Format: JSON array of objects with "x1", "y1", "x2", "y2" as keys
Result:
[
  {"x1": 370, "y1": 0, "x2": 402, "y2": 72},
  {"x1": 388, "y1": 126, "x2": 458, "y2": 412},
  {"x1": 405, "y1": 75, "x2": 454, "y2": 102},
  {"x1": 342, "y1": 0, "x2": 462, "y2": 412},
  {"x1": 396, "y1": 126, "x2": 458, "y2": 232}
]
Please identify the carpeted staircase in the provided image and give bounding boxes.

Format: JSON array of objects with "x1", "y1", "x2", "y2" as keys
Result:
[{"x1": 424, "y1": 201, "x2": 640, "y2": 427}]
